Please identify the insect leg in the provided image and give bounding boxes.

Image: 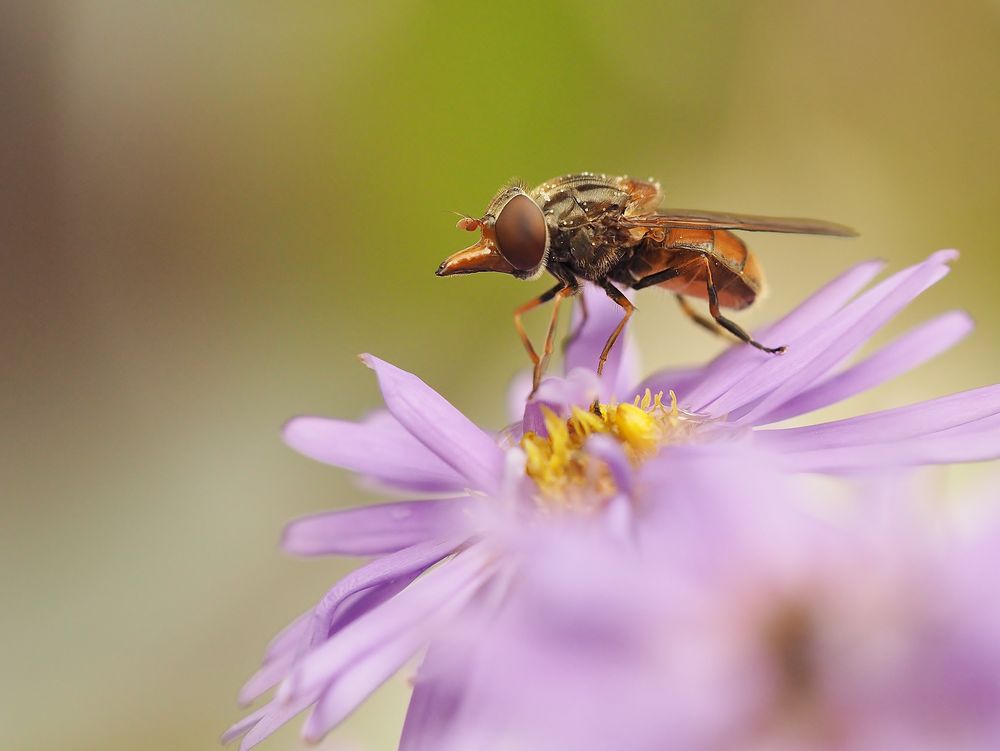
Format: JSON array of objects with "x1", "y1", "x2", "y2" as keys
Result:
[
  {"x1": 631, "y1": 264, "x2": 688, "y2": 290},
  {"x1": 698, "y1": 256, "x2": 786, "y2": 355},
  {"x1": 597, "y1": 282, "x2": 635, "y2": 377},
  {"x1": 561, "y1": 289, "x2": 589, "y2": 353},
  {"x1": 675, "y1": 294, "x2": 726, "y2": 337},
  {"x1": 514, "y1": 283, "x2": 570, "y2": 391},
  {"x1": 536, "y1": 285, "x2": 577, "y2": 391}
]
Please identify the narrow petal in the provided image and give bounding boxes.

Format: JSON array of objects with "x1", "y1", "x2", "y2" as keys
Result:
[
  {"x1": 221, "y1": 705, "x2": 268, "y2": 745},
  {"x1": 683, "y1": 259, "x2": 886, "y2": 411},
  {"x1": 399, "y1": 571, "x2": 516, "y2": 751},
  {"x1": 282, "y1": 498, "x2": 473, "y2": 557},
  {"x1": 506, "y1": 370, "x2": 534, "y2": 424},
  {"x1": 362, "y1": 355, "x2": 504, "y2": 493},
  {"x1": 399, "y1": 644, "x2": 466, "y2": 751},
  {"x1": 711, "y1": 252, "x2": 956, "y2": 421},
  {"x1": 754, "y1": 384, "x2": 1000, "y2": 451},
  {"x1": 302, "y1": 623, "x2": 427, "y2": 742},
  {"x1": 284, "y1": 411, "x2": 467, "y2": 492},
  {"x1": 526, "y1": 368, "x2": 601, "y2": 430},
  {"x1": 564, "y1": 283, "x2": 639, "y2": 399},
  {"x1": 325, "y1": 569, "x2": 424, "y2": 634},
  {"x1": 779, "y1": 428, "x2": 1000, "y2": 473},
  {"x1": 239, "y1": 651, "x2": 297, "y2": 707},
  {"x1": 279, "y1": 542, "x2": 494, "y2": 704},
  {"x1": 238, "y1": 693, "x2": 319, "y2": 751},
  {"x1": 262, "y1": 609, "x2": 311, "y2": 664},
  {"x1": 239, "y1": 574, "x2": 422, "y2": 706},
  {"x1": 309, "y1": 537, "x2": 468, "y2": 641},
  {"x1": 756, "y1": 310, "x2": 973, "y2": 424}
]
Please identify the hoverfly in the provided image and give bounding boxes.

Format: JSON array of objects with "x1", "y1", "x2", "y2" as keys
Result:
[{"x1": 436, "y1": 173, "x2": 856, "y2": 391}]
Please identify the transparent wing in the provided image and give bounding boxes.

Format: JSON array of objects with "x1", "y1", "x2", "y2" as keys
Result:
[{"x1": 622, "y1": 209, "x2": 857, "y2": 237}]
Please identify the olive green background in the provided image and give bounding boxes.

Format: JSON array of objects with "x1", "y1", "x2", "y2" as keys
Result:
[{"x1": 3, "y1": 2, "x2": 999, "y2": 749}]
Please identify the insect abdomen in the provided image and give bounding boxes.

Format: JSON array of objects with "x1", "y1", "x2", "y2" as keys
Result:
[{"x1": 627, "y1": 228, "x2": 764, "y2": 310}]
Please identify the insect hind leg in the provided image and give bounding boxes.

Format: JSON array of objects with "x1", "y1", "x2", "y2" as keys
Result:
[
  {"x1": 675, "y1": 294, "x2": 726, "y2": 337},
  {"x1": 697, "y1": 256, "x2": 785, "y2": 355}
]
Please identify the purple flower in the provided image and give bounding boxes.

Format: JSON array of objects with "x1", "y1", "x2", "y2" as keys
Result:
[
  {"x1": 224, "y1": 252, "x2": 1000, "y2": 749},
  {"x1": 424, "y1": 450, "x2": 1000, "y2": 750},
  {"x1": 519, "y1": 249, "x2": 1000, "y2": 475}
]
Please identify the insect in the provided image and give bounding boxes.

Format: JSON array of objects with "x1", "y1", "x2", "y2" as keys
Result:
[{"x1": 436, "y1": 173, "x2": 856, "y2": 391}]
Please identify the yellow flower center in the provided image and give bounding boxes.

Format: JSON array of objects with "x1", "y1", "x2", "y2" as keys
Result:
[{"x1": 521, "y1": 389, "x2": 699, "y2": 510}]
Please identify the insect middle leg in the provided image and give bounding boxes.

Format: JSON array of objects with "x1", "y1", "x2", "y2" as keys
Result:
[
  {"x1": 633, "y1": 258, "x2": 726, "y2": 334},
  {"x1": 561, "y1": 291, "x2": 589, "y2": 353},
  {"x1": 697, "y1": 255, "x2": 786, "y2": 355},
  {"x1": 597, "y1": 282, "x2": 635, "y2": 378}
]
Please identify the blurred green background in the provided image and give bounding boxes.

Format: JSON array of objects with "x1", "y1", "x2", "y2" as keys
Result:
[{"x1": 3, "y1": 2, "x2": 999, "y2": 749}]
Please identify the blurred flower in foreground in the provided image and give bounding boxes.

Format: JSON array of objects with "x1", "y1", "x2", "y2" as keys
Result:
[
  {"x1": 423, "y1": 451, "x2": 1000, "y2": 751},
  {"x1": 224, "y1": 252, "x2": 1000, "y2": 749}
]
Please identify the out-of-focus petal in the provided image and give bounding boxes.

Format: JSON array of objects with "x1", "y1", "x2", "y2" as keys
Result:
[
  {"x1": 278, "y1": 543, "x2": 494, "y2": 703},
  {"x1": 586, "y1": 434, "x2": 634, "y2": 498},
  {"x1": 238, "y1": 574, "x2": 423, "y2": 706},
  {"x1": 281, "y1": 498, "x2": 473, "y2": 557},
  {"x1": 237, "y1": 693, "x2": 319, "y2": 751},
  {"x1": 506, "y1": 370, "x2": 533, "y2": 424},
  {"x1": 283, "y1": 411, "x2": 468, "y2": 493},
  {"x1": 362, "y1": 355, "x2": 504, "y2": 493},
  {"x1": 220, "y1": 706, "x2": 268, "y2": 745},
  {"x1": 302, "y1": 623, "x2": 428, "y2": 742},
  {"x1": 399, "y1": 643, "x2": 466, "y2": 751},
  {"x1": 261, "y1": 609, "x2": 311, "y2": 664},
  {"x1": 756, "y1": 310, "x2": 973, "y2": 424}
]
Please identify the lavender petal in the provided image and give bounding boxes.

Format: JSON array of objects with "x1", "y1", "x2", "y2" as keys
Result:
[
  {"x1": 261, "y1": 609, "x2": 311, "y2": 664},
  {"x1": 281, "y1": 498, "x2": 473, "y2": 557},
  {"x1": 778, "y1": 427, "x2": 1000, "y2": 473},
  {"x1": 302, "y1": 623, "x2": 429, "y2": 742},
  {"x1": 564, "y1": 282, "x2": 639, "y2": 399},
  {"x1": 362, "y1": 355, "x2": 504, "y2": 493},
  {"x1": 278, "y1": 542, "x2": 494, "y2": 703},
  {"x1": 711, "y1": 252, "x2": 957, "y2": 421},
  {"x1": 683, "y1": 259, "x2": 886, "y2": 411},
  {"x1": 238, "y1": 693, "x2": 319, "y2": 751},
  {"x1": 308, "y1": 537, "x2": 468, "y2": 646},
  {"x1": 284, "y1": 411, "x2": 467, "y2": 492},
  {"x1": 506, "y1": 370, "x2": 534, "y2": 423},
  {"x1": 399, "y1": 644, "x2": 466, "y2": 751},
  {"x1": 756, "y1": 310, "x2": 973, "y2": 424},
  {"x1": 238, "y1": 573, "x2": 422, "y2": 706},
  {"x1": 754, "y1": 384, "x2": 1000, "y2": 451}
]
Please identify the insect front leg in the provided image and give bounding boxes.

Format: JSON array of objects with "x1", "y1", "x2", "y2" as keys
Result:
[
  {"x1": 561, "y1": 290, "x2": 589, "y2": 353},
  {"x1": 513, "y1": 282, "x2": 571, "y2": 393},
  {"x1": 538, "y1": 284, "x2": 577, "y2": 390}
]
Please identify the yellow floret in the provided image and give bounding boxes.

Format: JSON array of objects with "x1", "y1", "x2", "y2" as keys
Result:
[{"x1": 520, "y1": 389, "x2": 699, "y2": 509}]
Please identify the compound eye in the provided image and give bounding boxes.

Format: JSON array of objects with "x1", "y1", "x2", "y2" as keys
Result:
[{"x1": 494, "y1": 194, "x2": 546, "y2": 271}]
